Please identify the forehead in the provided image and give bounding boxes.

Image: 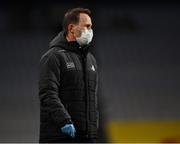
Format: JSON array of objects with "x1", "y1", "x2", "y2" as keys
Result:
[{"x1": 78, "y1": 13, "x2": 92, "y2": 25}]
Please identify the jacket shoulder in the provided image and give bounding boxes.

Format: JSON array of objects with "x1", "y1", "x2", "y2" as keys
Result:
[
  {"x1": 40, "y1": 47, "x2": 66, "y2": 62},
  {"x1": 52, "y1": 47, "x2": 66, "y2": 55}
]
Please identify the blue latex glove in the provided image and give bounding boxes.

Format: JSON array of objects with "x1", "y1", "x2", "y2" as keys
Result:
[{"x1": 61, "y1": 124, "x2": 76, "y2": 138}]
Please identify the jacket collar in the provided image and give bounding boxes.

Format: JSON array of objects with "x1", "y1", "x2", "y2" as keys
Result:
[{"x1": 49, "y1": 31, "x2": 92, "y2": 56}]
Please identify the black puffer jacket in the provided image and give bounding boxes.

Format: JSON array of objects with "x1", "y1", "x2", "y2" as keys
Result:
[{"x1": 38, "y1": 31, "x2": 99, "y2": 142}]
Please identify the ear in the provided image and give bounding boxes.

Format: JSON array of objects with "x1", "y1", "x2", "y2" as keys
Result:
[{"x1": 68, "y1": 24, "x2": 74, "y2": 34}]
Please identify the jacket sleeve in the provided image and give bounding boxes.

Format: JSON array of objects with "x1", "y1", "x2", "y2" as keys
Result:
[{"x1": 38, "y1": 52, "x2": 72, "y2": 128}]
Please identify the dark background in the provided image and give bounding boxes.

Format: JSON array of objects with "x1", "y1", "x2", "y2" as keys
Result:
[{"x1": 0, "y1": 0, "x2": 180, "y2": 142}]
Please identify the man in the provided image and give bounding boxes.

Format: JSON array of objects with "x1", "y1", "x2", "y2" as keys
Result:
[{"x1": 38, "y1": 8, "x2": 99, "y2": 143}]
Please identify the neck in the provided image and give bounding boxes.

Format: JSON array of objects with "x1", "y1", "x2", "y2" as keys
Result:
[{"x1": 66, "y1": 32, "x2": 81, "y2": 48}]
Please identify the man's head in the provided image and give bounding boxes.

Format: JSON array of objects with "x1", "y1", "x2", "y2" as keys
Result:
[{"x1": 63, "y1": 8, "x2": 93, "y2": 45}]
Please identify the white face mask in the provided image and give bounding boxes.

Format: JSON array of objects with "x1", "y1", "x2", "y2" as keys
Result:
[{"x1": 76, "y1": 29, "x2": 93, "y2": 46}]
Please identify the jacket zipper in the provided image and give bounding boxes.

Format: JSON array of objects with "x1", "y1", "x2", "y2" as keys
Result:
[{"x1": 81, "y1": 53, "x2": 89, "y2": 138}]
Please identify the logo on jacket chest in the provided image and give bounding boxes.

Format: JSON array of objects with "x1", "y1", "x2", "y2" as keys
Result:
[
  {"x1": 66, "y1": 61, "x2": 95, "y2": 72},
  {"x1": 66, "y1": 62, "x2": 75, "y2": 69},
  {"x1": 91, "y1": 65, "x2": 95, "y2": 71}
]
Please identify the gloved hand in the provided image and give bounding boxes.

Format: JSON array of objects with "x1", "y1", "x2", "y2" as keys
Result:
[{"x1": 61, "y1": 124, "x2": 76, "y2": 138}]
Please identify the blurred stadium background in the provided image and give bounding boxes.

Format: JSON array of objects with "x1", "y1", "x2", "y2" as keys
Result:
[{"x1": 0, "y1": 0, "x2": 180, "y2": 142}]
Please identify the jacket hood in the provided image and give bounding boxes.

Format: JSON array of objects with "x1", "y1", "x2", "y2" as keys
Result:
[{"x1": 49, "y1": 31, "x2": 92, "y2": 55}]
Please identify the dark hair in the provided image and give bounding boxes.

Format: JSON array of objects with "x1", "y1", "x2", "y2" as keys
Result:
[{"x1": 62, "y1": 7, "x2": 91, "y2": 35}]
